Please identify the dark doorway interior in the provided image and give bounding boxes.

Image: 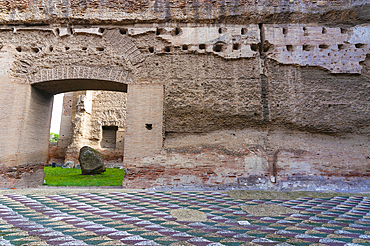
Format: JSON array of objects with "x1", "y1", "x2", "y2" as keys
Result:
[{"x1": 101, "y1": 126, "x2": 118, "y2": 149}]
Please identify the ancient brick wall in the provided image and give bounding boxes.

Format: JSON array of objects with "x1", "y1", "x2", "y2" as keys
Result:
[
  {"x1": 0, "y1": 0, "x2": 367, "y2": 25},
  {"x1": 0, "y1": 1, "x2": 369, "y2": 189}
]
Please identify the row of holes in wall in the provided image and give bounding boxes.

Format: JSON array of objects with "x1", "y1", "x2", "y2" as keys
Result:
[
  {"x1": 285, "y1": 43, "x2": 366, "y2": 52},
  {"x1": 56, "y1": 27, "x2": 250, "y2": 37},
  {"x1": 282, "y1": 27, "x2": 348, "y2": 35},
  {"x1": 148, "y1": 43, "x2": 258, "y2": 53},
  {"x1": 55, "y1": 27, "x2": 107, "y2": 36},
  {"x1": 15, "y1": 42, "x2": 367, "y2": 54},
  {"x1": 15, "y1": 46, "x2": 105, "y2": 53},
  {"x1": 56, "y1": 26, "x2": 349, "y2": 37},
  {"x1": 112, "y1": 26, "x2": 349, "y2": 37},
  {"x1": 155, "y1": 27, "x2": 249, "y2": 36}
]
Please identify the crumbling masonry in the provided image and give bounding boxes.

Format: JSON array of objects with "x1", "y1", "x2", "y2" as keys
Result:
[{"x1": 0, "y1": 0, "x2": 369, "y2": 190}]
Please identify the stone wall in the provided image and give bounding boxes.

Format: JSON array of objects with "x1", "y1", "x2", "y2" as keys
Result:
[
  {"x1": 0, "y1": 0, "x2": 368, "y2": 25},
  {"x1": 0, "y1": 1, "x2": 369, "y2": 189}
]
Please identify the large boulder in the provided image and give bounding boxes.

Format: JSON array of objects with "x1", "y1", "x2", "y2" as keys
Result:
[{"x1": 78, "y1": 146, "x2": 106, "y2": 175}]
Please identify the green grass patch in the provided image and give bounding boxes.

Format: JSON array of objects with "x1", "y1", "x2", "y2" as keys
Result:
[{"x1": 44, "y1": 167, "x2": 124, "y2": 187}]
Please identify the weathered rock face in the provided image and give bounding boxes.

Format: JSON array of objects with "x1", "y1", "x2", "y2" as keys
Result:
[{"x1": 78, "y1": 146, "x2": 106, "y2": 175}]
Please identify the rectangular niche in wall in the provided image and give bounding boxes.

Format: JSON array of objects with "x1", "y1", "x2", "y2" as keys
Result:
[{"x1": 101, "y1": 126, "x2": 118, "y2": 149}]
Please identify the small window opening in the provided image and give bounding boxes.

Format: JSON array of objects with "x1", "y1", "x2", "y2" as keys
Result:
[
  {"x1": 250, "y1": 44, "x2": 259, "y2": 51},
  {"x1": 218, "y1": 28, "x2": 222, "y2": 34},
  {"x1": 149, "y1": 47, "x2": 154, "y2": 53},
  {"x1": 145, "y1": 124, "x2": 153, "y2": 130},
  {"x1": 120, "y1": 28, "x2": 127, "y2": 35},
  {"x1": 286, "y1": 45, "x2": 293, "y2": 51},
  {"x1": 164, "y1": 46, "x2": 171, "y2": 52},
  {"x1": 16, "y1": 47, "x2": 22, "y2": 52},
  {"x1": 96, "y1": 47, "x2": 104, "y2": 51},
  {"x1": 319, "y1": 44, "x2": 329, "y2": 49},
  {"x1": 241, "y1": 28, "x2": 248, "y2": 35},
  {"x1": 213, "y1": 44, "x2": 223, "y2": 52},
  {"x1": 182, "y1": 45, "x2": 188, "y2": 51},
  {"x1": 322, "y1": 27, "x2": 327, "y2": 34},
  {"x1": 302, "y1": 45, "x2": 312, "y2": 51},
  {"x1": 32, "y1": 47, "x2": 39, "y2": 53},
  {"x1": 340, "y1": 28, "x2": 348, "y2": 34},
  {"x1": 56, "y1": 28, "x2": 60, "y2": 36},
  {"x1": 82, "y1": 47, "x2": 87, "y2": 51},
  {"x1": 65, "y1": 46, "x2": 70, "y2": 51},
  {"x1": 355, "y1": 43, "x2": 365, "y2": 49},
  {"x1": 263, "y1": 43, "x2": 271, "y2": 53},
  {"x1": 199, "y1": 44, "x2": 206, "y2": 50},
  {"x1": 283, "y1": 28, "x2": 288, "y2": 35},
  {"x1": 98, "y1": 28, "x2": 105, "y2": 34},
  {"x1": 233, "y1": 43, "x2": 240, "y2": 50},
  {"x1": 338, "y1": 44, "x2": 345, "y2": 50},
  {"x1": 49, "y1": 46, "x2": 53, "y2": 52},
  {"x1": 68, "y1": 27, "x2": 73, "y2": 35}
]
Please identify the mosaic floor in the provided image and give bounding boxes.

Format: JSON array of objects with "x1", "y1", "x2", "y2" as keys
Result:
[{"x1": 0, "y1": 191, "x2": 369, "y2": 246}]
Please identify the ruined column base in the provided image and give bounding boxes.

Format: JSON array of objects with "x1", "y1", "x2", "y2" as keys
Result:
[{"x1": 0, "y1": 163, "x2": 45, "y2": 188}]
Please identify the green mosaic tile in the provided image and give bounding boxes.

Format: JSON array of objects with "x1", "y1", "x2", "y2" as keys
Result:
[
  {"x1": 11, "y1": 240, "x2": 39, "y2": 246},
  {"x1": 173, "y1": 227, "x2": 192, "y2": 232},
  {"x1": 203, "y1": 236, "x2": 224, "y2": 242},
  {"x1": 306, "y1": 233, "x2": 329, "y2": 237},
  {"x1": 141, "y1": 235, "x2": 161, "y2": 240},
  {"x1": 221, "y1": 242, "x2": 244, "y2": 246},
  {"x1": 86, "y1": 240, "x2": 110, "y2": 245},
  {"x1": 3, "y1": 235, "x2": 24, "y2": 241},
  {"x1": 232, "y1": 229, "x2": 249, "y2": 234},
  {"x1": 188, "y1": 232, "x2": 208, "y2": 237},
  {"x1": 331, "y1": 237, "x2": 355, "y2": 243},
  {"x1": 73, "y1": 235, "x2": 98, "y2": 241}
]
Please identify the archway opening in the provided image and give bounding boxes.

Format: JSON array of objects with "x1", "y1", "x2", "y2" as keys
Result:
[
  {"x1": 5, "y1": 74, "x2": 163, "y2": 188},
  {"x1": 47, "y1": 91, "x2": 128, "y2": 171},
  {"x1": 33, "y1": 78, "x2": 128, "y2": 172}
]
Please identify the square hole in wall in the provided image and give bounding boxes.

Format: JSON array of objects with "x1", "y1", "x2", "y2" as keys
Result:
[
  {"x1": 145, "y1": 124, "x2": 153, "y2": 130},
  {"x1": 213, "y1": 44, "x2": 223, "y2": 52}
]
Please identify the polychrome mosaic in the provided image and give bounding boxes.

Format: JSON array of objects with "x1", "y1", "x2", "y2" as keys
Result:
[{"x1": 0, "y1": 191, "x2": 369, "y2": 245}]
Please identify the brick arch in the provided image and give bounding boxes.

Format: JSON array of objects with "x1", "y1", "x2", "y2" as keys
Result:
[
  {"x1": 0, "y1": 26, "x2": 163, "y2": 184},
  {"x1": 28, "y1": 66, "x2": 132, "y2": 94},
  {"x1": 102, "y1": 29, "x2": 145, "y2": 66},
  {"x1": 15, "y1": 27, "x2": 147, "y2": 92}
]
